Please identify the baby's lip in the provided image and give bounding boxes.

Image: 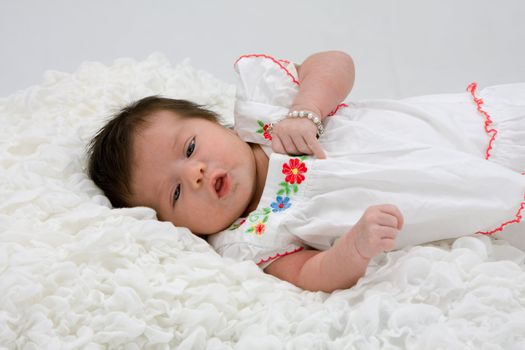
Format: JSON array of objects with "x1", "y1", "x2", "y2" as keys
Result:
[{"x1": 210, "y1": 171, "x2": 230, "y2": 198}]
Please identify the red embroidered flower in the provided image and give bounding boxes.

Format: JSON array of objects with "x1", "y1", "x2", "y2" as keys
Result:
[
  {"x1": 282, "y1": 158, "x2": 307, "y2": 184},
  {"x1": 254, "y1": 222, "x2": 266, "y2": 235},
  {"x1": 256, "y1": 120, "x2": 272, "y2": 141},
  {"x1": 263, "y1": 124, "x2": 272, "y2": 141}
]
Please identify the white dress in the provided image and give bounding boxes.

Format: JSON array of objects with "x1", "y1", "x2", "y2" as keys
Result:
[{"x1": 208, "y1": 54, "x2": 525, "y2": 268}]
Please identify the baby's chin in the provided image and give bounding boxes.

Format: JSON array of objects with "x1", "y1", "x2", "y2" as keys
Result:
[
  {"x1": 177, "y1": 198, "x2": 251, "y2": 235},
  {"x1": 188, "y1": 216, "x2": 239, "y2": 236}
]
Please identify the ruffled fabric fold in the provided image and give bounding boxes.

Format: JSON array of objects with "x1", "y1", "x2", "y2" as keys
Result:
[{"x1": 468, "y1": 82, "x2": 525, "y2": 174}]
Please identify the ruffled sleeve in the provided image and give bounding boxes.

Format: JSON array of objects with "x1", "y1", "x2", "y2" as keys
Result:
[{"x1": 233, "y1": 54, "x2": 300, "y2": 145}]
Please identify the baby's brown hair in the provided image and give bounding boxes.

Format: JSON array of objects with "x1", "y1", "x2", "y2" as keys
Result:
[{"x1": 88, "y1": 96, "x2": 219, "y2": 208}]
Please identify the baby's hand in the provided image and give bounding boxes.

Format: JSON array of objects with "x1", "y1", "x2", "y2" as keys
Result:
[
  {"x1": 351, "y1": 204, "x2": 404, "y2": 259},
  {"x1": 270, "y1": 117, "x2": 326, "y2": 159}
]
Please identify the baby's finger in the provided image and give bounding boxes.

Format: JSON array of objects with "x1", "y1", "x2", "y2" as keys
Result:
[
  {"x1": 376, "y1": 212, "x2": 401, "y2": 229},
  {"x1": 271, "y1": 135, "x2": 286, "y2": 155},
  {"x1": 377, "y1": 204, "x2": 404, "y2": 230},
  {"x1": 380, "y1": 238, "x2": 396, "y2": 252},
  {"x1": 281, "y1": 134, "x2": 300, "y2": 155},
  {"x1": 290, "y1": 135, "x2": 313, "y2": 155},
  {"x1": 378, "y1": 226, "x2": 398, "y2": 240},
  {"x1": 306, "y1": 136, "x2": 326, "y2": 159}
]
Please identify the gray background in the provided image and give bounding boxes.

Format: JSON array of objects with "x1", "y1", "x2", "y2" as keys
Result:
[{"x1": 1, "y1": 0, "x2": 524, "y2": 99}]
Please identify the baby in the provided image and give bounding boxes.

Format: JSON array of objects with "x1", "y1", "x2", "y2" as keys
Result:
[{"x1": 88, "y1": 51, "x2": 525, "y2": 292}]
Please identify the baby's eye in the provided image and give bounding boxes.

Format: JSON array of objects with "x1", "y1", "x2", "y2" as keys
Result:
[
  {"x1": 172, "y1": 184, "x2": 181, "y2": 206},
  {"x1": 186, "y1": 137, "x2": 196, "y2": 157}
]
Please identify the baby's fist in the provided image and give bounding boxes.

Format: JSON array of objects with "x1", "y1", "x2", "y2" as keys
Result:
[{"x1": 352, "y1": 204, "x2": 404, "y2": 259}]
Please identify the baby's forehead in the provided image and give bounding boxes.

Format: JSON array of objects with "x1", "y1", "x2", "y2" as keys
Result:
[
  {"x1": 128, "y1": 117, "x2": 175, "y2": 194},
  {"x1": 135, "y1": 110, "x2": 183, "y2": 135},
  {"x1": 146, "y1": 109, "x2": 182, "y2": 124}
]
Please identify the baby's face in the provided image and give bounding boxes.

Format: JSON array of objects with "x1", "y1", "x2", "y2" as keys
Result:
[{"x1": 129, "y1": 110, "x2": 257, "y2": 235}]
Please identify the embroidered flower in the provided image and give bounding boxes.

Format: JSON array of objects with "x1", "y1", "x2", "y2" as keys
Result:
[
  {"x1": 244, "y1": 208, "x2": 270, "y2": 235},
  {"x1": 282, "y1": 158, "x2": 307, "y2": 184},
  {"x1": 247, "y1": 221, "x2": 266, "y2": 235},
  {"x1": 270, "y1": 196, "x2": 291, "y2": 212},
  {"x1": 263, "y1": 125, "x2": 272, "y2": 140},
  {"x1": 255, "y1": 222, "x2": 266, "y2": 235},
  {"x1": 256, "y1": 120, "x2": 272, "y2": 141}
]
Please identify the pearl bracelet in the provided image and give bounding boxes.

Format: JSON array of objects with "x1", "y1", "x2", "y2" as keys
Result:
[
  {"x1": 266, "y1": 110, "x2": 325, "y2": 138},
  {"x1": 286, "y1": 110, "x2": 325, "y2": 136}
]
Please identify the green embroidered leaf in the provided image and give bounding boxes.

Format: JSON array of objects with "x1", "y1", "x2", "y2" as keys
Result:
[
  {"x1": 263, "y1": 207, "x2": 271, "y2": 215},
  {"x1": 246, "y1": 227, "x2": 254, "y2": 233},
  {"x1": 257, "y1": 120, "x2": 265, "y2": 127},
  {"x1": 263, "y1": 215, "x2": 269, "y2": 223},
  {"x1": 293, "y1": 184, "x2": 298, "y2": 193},
  {"x1": 278, "y1": 182, "x2": 291, "y2": 195},
  {"x1": 256, "y1": 128, "x2": 263, "y2": 134},
  {"x1": 277, "y1": 189, "x2": 284, "y2": 195}
]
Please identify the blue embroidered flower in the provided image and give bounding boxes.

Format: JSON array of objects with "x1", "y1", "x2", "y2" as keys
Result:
[{"x1": 271, "y1": 196, "x2": 291, "y2": 212}]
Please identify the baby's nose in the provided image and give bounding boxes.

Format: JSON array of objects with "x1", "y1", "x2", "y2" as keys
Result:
[{"x1": 184, "y1": 160, "x2": 206, "y2": 189}]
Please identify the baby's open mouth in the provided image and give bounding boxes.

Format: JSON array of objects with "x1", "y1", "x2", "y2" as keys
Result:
[
  {"x1": 215, "y1": 176, "x2": 223, "y2": 193},
  {"x1": 214, "y1": 174, "x2": 229, "y2": 198}
]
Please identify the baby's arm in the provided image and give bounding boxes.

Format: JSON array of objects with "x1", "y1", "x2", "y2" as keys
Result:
[
  {"x1": 264, "y1": 204, "x2": 403, "y2": 292},
  {"x1": 271, "y1": 51, "x2": 355, "y2": 159},
  {"x1": 292, "y1": 50, "x2": 355, "y2": 119}
]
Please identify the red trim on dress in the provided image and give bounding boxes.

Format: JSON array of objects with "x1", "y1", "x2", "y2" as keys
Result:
[
  {"x1": 257, "y1": 246, "x2": 305, "y2": 266},
  {"x1": 476, "y1": 194, "x2": 525, "y2": 234},
  {"x1": 235, "y1": 54, "x2": 300, "y2": 85},
  {"x1": 329, "y1": 103, "x2": 349, "y2": 116},
  {"x1": 467, "y1": 82, "x2": 497, "y2": 160},
  {"x1": 467, "y1": 82, "x2": 525, "y2": 234}
]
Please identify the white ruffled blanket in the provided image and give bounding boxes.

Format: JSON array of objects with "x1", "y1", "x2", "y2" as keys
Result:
[{"x1": 1, "y1": 54, "x2": 525, "y2": 349}]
